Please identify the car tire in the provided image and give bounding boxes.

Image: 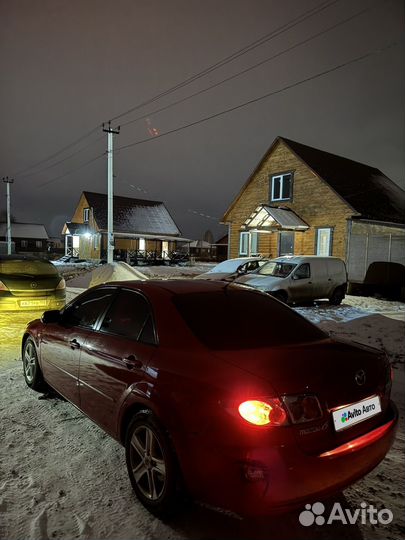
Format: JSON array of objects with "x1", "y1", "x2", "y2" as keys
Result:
[
  {"x1": 271, "y1": 290, "x2": 288, "y2": 304},
  {"x1": 125, "y1": 410, "x2": 184, "y2": 518},
  {"x1": 329, "y1": 286, "x2": 345, "y2": 305},
  {"x1": 22, "y1": 337, "x2": 47, "y2": 392}
]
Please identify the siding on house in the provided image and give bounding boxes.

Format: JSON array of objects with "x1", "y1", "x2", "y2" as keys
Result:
[{"x1": 225, "y1": 139, "x2": 354, "y2": 259}]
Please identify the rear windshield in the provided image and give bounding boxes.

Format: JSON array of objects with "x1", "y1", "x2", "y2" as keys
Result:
[
  {"x1": 0, "y1": 259, "x2": 58, "y2": 276},
  {"x1": 173, "y1": 288, "x2": 326, "y2": 350}
]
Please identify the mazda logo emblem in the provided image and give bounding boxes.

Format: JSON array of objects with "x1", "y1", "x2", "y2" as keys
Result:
[
  {"x1": 355, "y1": 369, "x2": 366, "y2": 386},
  {"x1": 30, "y1": 282, "x2": 38, "y2": 289}
]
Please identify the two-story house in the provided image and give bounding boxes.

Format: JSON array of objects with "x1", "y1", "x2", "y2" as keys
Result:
[{"x1": 222, "y1": 137, "x2": 405, "y2": 294}]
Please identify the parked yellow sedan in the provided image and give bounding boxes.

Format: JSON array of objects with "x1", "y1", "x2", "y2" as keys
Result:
[{"x1": 0, "y1": 255, "x2": 65, "y2": 311}]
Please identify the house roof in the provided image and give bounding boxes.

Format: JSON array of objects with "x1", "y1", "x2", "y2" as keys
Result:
[
  {"x1": 82, "y1": 191, "x2": 181, "y2": 236},
  {"x1": 243, "y1": 204, "x2": 309, "y2": 231},
  {"x1": 0, "y1": 222, "x2": 49, "y2": 240},
  {"x1": 222, "y1": 137, "x2": 405, "y2": 225}
]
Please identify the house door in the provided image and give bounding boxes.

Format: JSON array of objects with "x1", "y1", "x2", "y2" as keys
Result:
[
  {"x1": 279, "y1": 232, "x2": 294, "y2": 256},
  {"x1": 317, "y1": 228, "x2": 332, "y2": 256}
]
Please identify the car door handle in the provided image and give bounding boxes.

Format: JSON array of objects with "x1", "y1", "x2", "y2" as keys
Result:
[
  {"x1": 69, "y1": 339, "x2": 81, "y2": 350},
  {"x1": 123, "y1": 355, "x2": 143, "y2": 370}
]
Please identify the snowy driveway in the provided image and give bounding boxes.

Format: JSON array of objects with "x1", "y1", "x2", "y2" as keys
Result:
[{"x1": 0, "y1": 295, "x2": 404, "y2": 540}]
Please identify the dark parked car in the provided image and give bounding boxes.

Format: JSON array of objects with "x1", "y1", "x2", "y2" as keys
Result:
[
  {"x1": 0, "y1": 255, "x2": 65, "y2": 311},
  {"x1": 22, "y1": 280, "x2": 397, "y2": 517}
]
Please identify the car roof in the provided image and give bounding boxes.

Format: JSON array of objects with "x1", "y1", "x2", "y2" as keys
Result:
[
  {"x1": 273, "y1": 256, "x2": 343, "y2": 262},
  {"x1": 99, "y1": 279, "x2": 238, "y2": 296}
]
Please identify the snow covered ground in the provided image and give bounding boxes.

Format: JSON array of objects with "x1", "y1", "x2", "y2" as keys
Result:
[{"x1": 0, "y1": 274, "x2": 404, "y2": 540}]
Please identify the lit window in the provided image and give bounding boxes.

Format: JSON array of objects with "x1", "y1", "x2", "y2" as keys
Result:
[
  {"x1": 36, "y1": 240, "x2": 42, "y2": 248},
  {"x1": 139, "y1": 238, "x2": 146, "y2": 251},
  {"x1": 83, "y1": 208, "x2": 90, "y2": 223},
  {"x1": 271, "y1": 173, "x2": 292, "y2": 202}
]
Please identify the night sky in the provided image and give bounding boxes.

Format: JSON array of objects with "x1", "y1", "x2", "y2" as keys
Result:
[{"x1": 1, "y1": 0, "x2": 404, "y2": 240}]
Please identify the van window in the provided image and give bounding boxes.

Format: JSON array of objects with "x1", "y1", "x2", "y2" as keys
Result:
[{"x1": 294, "y1": 263, "x2": 310, "y2": 279}]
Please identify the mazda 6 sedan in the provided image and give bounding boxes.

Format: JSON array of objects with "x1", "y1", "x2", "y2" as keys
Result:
[{"x1": 22, "y1": 280, "x2": 397, "y2": 517}]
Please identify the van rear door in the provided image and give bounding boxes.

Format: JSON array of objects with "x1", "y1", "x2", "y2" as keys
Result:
[{"x1": 326, "y1": 258, "x2": 347, "y2": 296}]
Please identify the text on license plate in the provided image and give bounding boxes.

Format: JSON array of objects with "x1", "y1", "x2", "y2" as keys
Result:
[
  {"x1": 20, "y1": 300, "x2": 47, "y2": 307},
  {"x1": 332, "y1": 395, "x2": 381, "y2": 432}
]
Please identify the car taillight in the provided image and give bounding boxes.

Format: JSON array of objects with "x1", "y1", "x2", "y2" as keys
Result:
[
  {"x1": 238, "y1": 399, "x2": 288, "y2": 426},
  {"x1": 282, "y1": 394, "x2": 323, "y2": 424},
  {"x1": 0, "y1": 280, "x2": 9, "y2": 291},
  {"x1": 56, "y1": 278, "x2": 66, "y2": 290}
]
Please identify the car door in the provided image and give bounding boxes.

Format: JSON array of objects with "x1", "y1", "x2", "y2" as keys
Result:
[
  {"x1": 78, "y1": 288, "x2": 157, "y2": 436},
  {"x1": 40, "y1": 287, "x2": 117, "y2": 404},
  {"x1": 289, "y1": 263, "x2": 314, "y2": 302}
]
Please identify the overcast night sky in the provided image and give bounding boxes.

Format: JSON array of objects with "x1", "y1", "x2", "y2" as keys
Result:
[{"x1": 1, "y1": 0, "x2": 404, "y2": 240}]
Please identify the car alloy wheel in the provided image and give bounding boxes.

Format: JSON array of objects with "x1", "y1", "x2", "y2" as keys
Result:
[
  {"x1": 125, "y1": 411, "x2": 185, "y2": 517},
  {"x1": 23, "y1": 337, "x2": 46, "y2": 392},
  {"x1": 129, "y1": 425, "x2": 166, "y2": 500}
]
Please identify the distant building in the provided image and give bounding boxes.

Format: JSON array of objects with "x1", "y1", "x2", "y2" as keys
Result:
[
  {"x1": 0, "y1": 222, "x2": 49, "y2": 255},
  {"x1": 62, "y1": 191, "x2": 189, "y2": 261},
  {"x1": 222, "y1": 136, "x2": 405, "y2": 295}
]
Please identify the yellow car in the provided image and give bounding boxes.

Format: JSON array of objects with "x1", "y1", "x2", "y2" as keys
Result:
[{"x1": 0, "y1": 255, "x2": 65, "y2": 311}]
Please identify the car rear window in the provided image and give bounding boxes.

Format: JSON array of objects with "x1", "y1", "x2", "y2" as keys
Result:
[
  {"x1": 173, "y1": 287, "x2": 326, "y2": 350},
  {"x1": 0, "y1": 259, "x2": 58, "y2": 276}
]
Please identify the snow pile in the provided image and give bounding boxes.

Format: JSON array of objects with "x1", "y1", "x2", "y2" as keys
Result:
[{"x1": 89, "y1": 262, "x2": 148, "y2": 287}]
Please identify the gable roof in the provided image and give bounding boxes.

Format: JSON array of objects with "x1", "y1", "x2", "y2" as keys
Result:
[
  {"x1": 0, "y1": 222, "x2": 49, "y2": 239},
  {"x1": 223, "y1": 137, "x2": 405, "y2": 224},
  {"x1": 82, "y1": 191, "x2": 181, "y2": 236}
]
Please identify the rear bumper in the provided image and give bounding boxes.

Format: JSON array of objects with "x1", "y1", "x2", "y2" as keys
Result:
[
  {"x1": 0, "y1": 291, "x2": 65, "y2": 311},
  {"x1": 184, "y1": 400, "x2": 398, "y2": 516}
]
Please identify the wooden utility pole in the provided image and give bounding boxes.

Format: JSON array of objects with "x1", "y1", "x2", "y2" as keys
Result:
[{"x1": 102, "y1": 122, "x2": 120, "y2": 264}]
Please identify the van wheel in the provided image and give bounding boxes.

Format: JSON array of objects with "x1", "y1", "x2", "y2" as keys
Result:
[
  {"x1": 329, "y1": 287, "x2": 345, "y2": 305},
  {"x1": 125, "y1": 410, "x2": 184, "y2": 518},
  {"x1": 271, "y1": 291, "x2": 288, "y2": 304}
]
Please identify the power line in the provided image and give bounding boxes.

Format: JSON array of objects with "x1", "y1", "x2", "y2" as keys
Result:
[
  {"x1": 110, "y1": 0, "x2": 340, "y2": 123},
  {"x1": 10, "y1": 0, "x2": 338, "y2": 180},
  {"x1": 18, "y1": 134, "x2": 105, "y2": 180},
  {"x1": 13, "y1": 125, "x2": 101, "y2": 178},
  {"x1": 37, "y1": 152, "x2": 105, "y2": 188},
  {"x1": 120, "y1": 2, "x2": 375, "y2": 130},
  {"x1": 115, "y1": 43, "x2": 397, "y2": 154}
]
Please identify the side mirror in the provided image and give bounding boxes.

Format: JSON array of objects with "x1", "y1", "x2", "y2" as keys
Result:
[
  {"x1": 41, "y1": 310, "x2": 61, "y2": 324},
  {"x1": 236, "y1": 264, "x2": 246, "y2": 276}
]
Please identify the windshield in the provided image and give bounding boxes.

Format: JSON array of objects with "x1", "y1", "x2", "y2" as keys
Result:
[
  {"x1": 258, "y1": 261, "x2": 297, "y2": 277},
  {"x1": 173, "y1": 288, "x2": 326, "y2": 350},
  {"x1": 0, "y1": 259, "x2": 58, "y2": 277}
]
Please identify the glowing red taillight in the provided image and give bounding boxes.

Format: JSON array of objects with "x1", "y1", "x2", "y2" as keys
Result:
[{"x1": 238, "y1": 399, "x2": 288, "y2": 426}]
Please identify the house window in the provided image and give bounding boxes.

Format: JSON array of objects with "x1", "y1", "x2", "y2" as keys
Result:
[
  {"x1": 279, "y1": 231, "x2": 294, "y2": 256},
  {"x1": 316, "y1": 228, "x2": 333, "y2": 256},
  {"x1": 139, "y1": 238, "x2": 146, "y2": 251},
  {"x1": 271, "y1": 173, "x2": 292, "y2": 202},
  {"x1": 36, "y1": 240, "x2": 42, "y2": 248},
  {"x1": 239, "y1": 232, "x2": 249, "y2": 255},
  {"x1": 250, "y1": 232, "x2": 258, "y2": 255},
  {"x1": 21, "y1": 240, "x2": 28, "y2": 248},
  {"x1": 83, "y1": 207, "x2": 90, "y2": 223}
]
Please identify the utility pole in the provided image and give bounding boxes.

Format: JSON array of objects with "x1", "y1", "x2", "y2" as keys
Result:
[
  {"x1": 102, "y1": 122, "x2": 120, "y2": 264},
  {"x1": 2, "y1": 177, "x2": 14, "y2": 255}
]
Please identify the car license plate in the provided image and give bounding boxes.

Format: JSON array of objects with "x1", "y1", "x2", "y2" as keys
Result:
[
  {"x1": 19, "y1": 300, "x2": 47, "y2": 307},
  {"x1": 332, "y1": 395, "x2": 381, "y2": 432}
]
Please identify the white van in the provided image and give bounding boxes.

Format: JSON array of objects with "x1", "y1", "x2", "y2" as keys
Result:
[{"x1": 236, "y1": 256, "x2": 347, "y2": 304}]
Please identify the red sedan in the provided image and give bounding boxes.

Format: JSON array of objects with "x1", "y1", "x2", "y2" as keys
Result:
[{"x1": 22, "y1": 280, "x2": 397, "y2": 517}]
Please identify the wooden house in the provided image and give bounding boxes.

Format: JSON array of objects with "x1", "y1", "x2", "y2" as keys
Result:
[
  {"x1": 222, "y1": 137, "x2": 405, "y2": 294},
  {"x1": 62, "y1": 191, "x2": 188, "y2": 262}
]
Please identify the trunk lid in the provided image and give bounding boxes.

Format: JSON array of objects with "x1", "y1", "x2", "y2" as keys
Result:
[{"x1": 215, "y1": 338, "x2": 391, "y2": 454}]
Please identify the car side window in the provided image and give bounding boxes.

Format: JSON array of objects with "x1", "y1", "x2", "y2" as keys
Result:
[
  {"x1": 100, "y1": 290, "x2": 156, "y2": 345},
  {"x1": 63, "y1": 289, "x2": 115, "y2": 328},
  {"x1": 294, "y1": 263, "x2": 310, "y2": 280}
]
